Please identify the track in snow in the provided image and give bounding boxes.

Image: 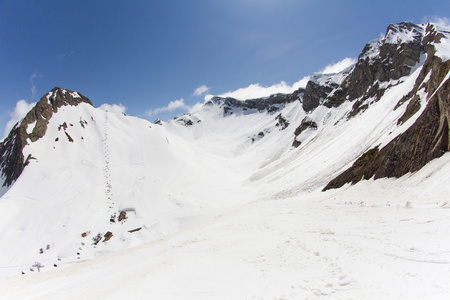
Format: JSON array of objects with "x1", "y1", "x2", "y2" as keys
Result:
[{"x1": 102, "y1": 110, "x2": 115, "y2": 215}]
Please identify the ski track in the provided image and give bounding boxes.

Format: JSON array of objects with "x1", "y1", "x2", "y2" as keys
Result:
[{"x1": 103, "y1": 110, "x2": 114, "y2": 213}]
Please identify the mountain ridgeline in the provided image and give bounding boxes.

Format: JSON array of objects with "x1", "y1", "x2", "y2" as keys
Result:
[
  {"x1": 1, "y1": 21, "x2": 450, "y2": 274},
  {"x1": 1, "y1": 21, "x2": 450, "y2": 193},
  {"x1": 177, "y1": 22, "x2": 450, "y2": 191}
]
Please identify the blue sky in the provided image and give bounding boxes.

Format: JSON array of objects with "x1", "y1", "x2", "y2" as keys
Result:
[{"x1": 1, "y1": 0, "x2": 449, "y2": 137}]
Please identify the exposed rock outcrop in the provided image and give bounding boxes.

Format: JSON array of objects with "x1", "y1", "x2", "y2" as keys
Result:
[
  {"x1": 292, "y1": 117, "x2": 318, "y2": 148},
  {"x1": 347, "y1": 23, "x2": 424, "y2": 101},
  {"x1": 303, "y1": 71, "x2": 351, "y2": 112},
  {"x1": 275, "y1": 113, "x2": 290, "y2": 130}
]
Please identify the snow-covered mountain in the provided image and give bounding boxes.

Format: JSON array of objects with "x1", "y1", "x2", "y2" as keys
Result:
[{"x1": 1, "y1": 22, "x2": 450, "y2": 299}]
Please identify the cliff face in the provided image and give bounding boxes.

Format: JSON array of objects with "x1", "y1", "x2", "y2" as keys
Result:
[
  {"x1": 324, "y1": 30, "x2": 450, "y2": 191},
  {"x1": 0, "y1": 87, "x2": 93, "y2": 187}
]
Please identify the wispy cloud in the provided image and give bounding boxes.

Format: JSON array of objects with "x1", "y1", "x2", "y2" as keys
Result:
[
  {"x1": 98, "y1": 103, "x2": 127, "y2": 114},
  {"x1": 145, "y1": 98, "x2": 189, "y2": 116},
  {"x1": 57, "y1": 50, "x2": 75, "y2": 62},
  {"x1": 3, "y1": 100, "x2": 36, "y2": 138},
  {"x1": 193, "y1": 85, "x2": 210, "y2": 96},
  {"x1": 207, "y1": 76, "x2": 310, "y2": 101},
  {"x1": 320, "y1": 57, "x2": 357, "y2": 74},
  {"x1": 423, "y1": 16, "x2": 450, "y2": 27},
  {"x1": 29, "y1": 72, "x2": 43, "y2": 99}
]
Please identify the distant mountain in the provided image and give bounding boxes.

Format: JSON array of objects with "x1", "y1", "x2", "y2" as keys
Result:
[{"x1": 0, "y1": 21, "x2": 449, "y2": 276}]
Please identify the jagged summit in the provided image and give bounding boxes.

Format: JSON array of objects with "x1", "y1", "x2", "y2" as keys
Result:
[
  {"x1": 23, "y1": 87, "x2": 92, "y2": 142},
  {"x1": 45, "y1": 87, "x2": 93, "y2": 109}
]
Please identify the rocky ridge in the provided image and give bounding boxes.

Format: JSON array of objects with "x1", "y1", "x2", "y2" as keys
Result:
[
  {"x1": 187, "y1": 22, "x2": 450, "y2": 190},
  {"x1": 1, "y1": 22, "x2": 449, "y2": 193},
  {"x1": 324, "y1": 23, "x2": 450, "y2": 190},
  {"x1": 207, "y1": 90, "x2": 303, "y2": 115}
]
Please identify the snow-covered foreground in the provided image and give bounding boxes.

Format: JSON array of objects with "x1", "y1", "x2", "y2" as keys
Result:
[{"x1": 2, "y1": 152, "x2": 450, "y2": 299}]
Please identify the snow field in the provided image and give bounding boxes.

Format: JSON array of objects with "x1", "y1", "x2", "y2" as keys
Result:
[{"x1": 2, "y1": 162, "x2": 450, "y2": 299}]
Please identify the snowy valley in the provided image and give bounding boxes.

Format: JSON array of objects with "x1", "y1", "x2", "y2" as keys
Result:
[{"x1": 1, "y1": 22, "x2": 450, "y2": 299}]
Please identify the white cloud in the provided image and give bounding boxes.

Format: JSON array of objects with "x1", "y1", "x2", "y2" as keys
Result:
[
  {"x1": 145, "y1": 98, "x2": 189, "y2": 116},
  {"x1": 430, "y1": 17, "x2": 450, "y2": 28},
  {"x1": 421, "y1": 16, "x2": 450, "y2": 28},
  {"x1": 210, "y1": 76, "x2": 310, "y2": 101},
  {"x1": 193, "y1": 85, "x2": 210, "y2": 96},
  {"x1": 320, "y1": 57, "x2": 357, "y2": 74},
  {"x1": 29, "y1": 72, "x2": 43, "y2": 99},
  {"x1": 57, "y1": 50, "x2": 75, "y2": 62},
  {"x1": 98, "y1": 103, "x2": 127, "y2": 114},
  {"x1": 3, "y1": 100, "x2": 36, "y2": 138},
  {"x1": 203, "y1": 57, "x2": 356, "y2": 102}
]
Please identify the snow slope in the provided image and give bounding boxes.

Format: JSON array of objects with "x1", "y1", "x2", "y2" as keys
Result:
[
  {"x1": 0, "y1": 102, "x2": 261, "y2": 274},
  {"x1": 1, "y1": 22, "x2": 450, "y2": 299},
  {"x1": 1, "y1": 156, "x2": 450, "y2": 299}
]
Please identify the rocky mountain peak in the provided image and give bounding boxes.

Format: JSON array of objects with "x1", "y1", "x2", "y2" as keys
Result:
[
  {"x1": 45, "y1": 87, "x2": 93, "y2": 111},
  {"x1": 0, "y1": 87, "x2": 93, "y2": 187},
  {"x1": 23, "y1": 87, "x2": 92, "y2": 142},
  {"x1": 384, "y1": 22, "x2": 424, "y2": 45},
  {"x1": 312, "y1": 22, "x2": 429, "y2": 116}
]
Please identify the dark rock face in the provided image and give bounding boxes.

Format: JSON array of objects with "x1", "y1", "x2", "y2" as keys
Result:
[
  {"x1": 395, "y1": 24, "x2": 448, "y2": 125},
  {"x1": 324, "y1": 57, "x2": 450, "y2": 191},
  {"x1": 208, "y1": 89, "x2": 303, "y2": 116},
  {"x1": 320, "y1": 22, "x2": 425, "y2": 115},
  {"x1": 275, "y1": 113, "x2": 290, "y2": 130},
  {"x1": 292, "y1": 117, "x2": 318, "y2": 148},
  {"x1": 344, "y1": 22, "x2": 424, "y2": 103},
  {"x1": 302, "y1": 80, "x2": 335, "y2": 112},
  {"x1": 0, "y1": 125, "x2": 26, "y2": 187},
  {"x1": 0, "y1": 87, "x2": 93, "y2": 187}
]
